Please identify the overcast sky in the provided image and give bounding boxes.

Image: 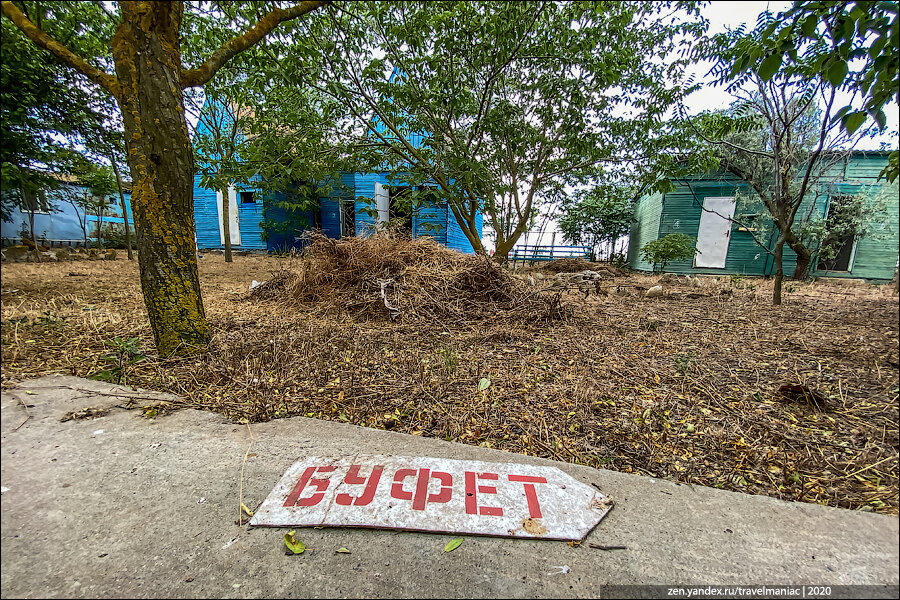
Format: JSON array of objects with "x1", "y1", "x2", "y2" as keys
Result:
[{"x1": 682, "y1": 1, "x2": 898, "y2": 150}]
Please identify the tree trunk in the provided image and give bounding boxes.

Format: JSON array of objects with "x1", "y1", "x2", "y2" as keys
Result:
[
  {"x1": 492, "y1": 218, "x2": 530, "y2": 263},
  {"x1": 27, "y1": 210, "x2": 36, "y2": 247},
  {"x1": 787, "y1": 238, "x2": 812, "y2": 280},
  {"x1": 221, "y1": 185, "x2": 232, "y2": 262},
  {"x1": 111, "y1": 2, "x2": 209, "y2": 355},
  {"x1": 97, "y1": 209, "x2": 104, "y2": 250},
  {"x1": 111, "y1": 154, "x2": 134, "y2": 260},
  {"x1": 772, "y1": 235, "x2": 785, "y2": 305},
  {"x1": 493, "y1": 238, "x2": 514, "y2": 263}
]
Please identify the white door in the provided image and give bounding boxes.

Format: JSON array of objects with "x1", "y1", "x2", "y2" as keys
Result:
[
  {"x1": 694, "y1": 196, "x2": 735, "y2": 268},
  {"x1": 216, "y1": 185, "x2": 241, "y2": 246},
  {"x1": 374, "y1": 182, "x2": 389, "y2": 225}
]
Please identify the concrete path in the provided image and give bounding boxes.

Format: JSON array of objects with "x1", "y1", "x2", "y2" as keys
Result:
[{"x1": 1, "y1": 375, "x2": 898, "y2": 598}]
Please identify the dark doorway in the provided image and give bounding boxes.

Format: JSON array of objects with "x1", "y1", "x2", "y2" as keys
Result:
[
  {"x1": 341, "y1": 200, "x2": 355, "y2": 237},
  {"x1": 817, "y1": 195, "x2": 857, "y2": 272},
  {"x1": 389, "y1": 186, "x2": 414, "y2": 235},
  {"x1": 312, "y1": 201, "x2": 322, "y2": 230}
]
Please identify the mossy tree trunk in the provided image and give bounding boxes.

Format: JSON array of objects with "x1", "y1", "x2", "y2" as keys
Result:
[
  {"x1": 110, "y1": 2, "x2": 208, "y2": 354},
  {"x1": 1, "y1": 0, "x2": 329, "y2": 356}
]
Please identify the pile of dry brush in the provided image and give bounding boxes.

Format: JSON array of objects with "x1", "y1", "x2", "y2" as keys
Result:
[{"x1": 251, "y1": 233, "x2": 568, "y2": 322}]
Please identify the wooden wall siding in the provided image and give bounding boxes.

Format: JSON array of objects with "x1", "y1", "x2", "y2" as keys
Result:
[
  {"x1": 0, "y1": 183, "x2": 134, "y2": 244},
  {"x1": 812, "y1": 180, "x2": 900, "y2": 280},
  {"x1": 413, "y1": 203, "x2": 448, "y2": 245},
  {"x1": 444, "y1": 205, "x2": 482, "y2": 254},
  {"x1": 193, "y1": 174, "x2": 221, "y2": 249},
  {"x1": 262, "y1": 191, "x2": 318, "y2": 252},
  {"x1": 320, "y1": 199, "x2": 342, "y2": 239},
  {"x1": 193, "y1": 176, "x2": 267, "y2": 250},
  {"x1": 235, "y1": 180, "x2": 266, "y2": 250},
  {"x1": 353, "y1": 172, "x2": 389, "y2": 235},
  {"x1": 626, "y1": 191, "x2": 664, "y2": 270}
]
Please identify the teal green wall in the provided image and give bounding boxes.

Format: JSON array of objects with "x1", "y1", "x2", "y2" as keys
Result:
[
  {"x1": 627, "y1": 152, "x2": 898, "y2": 281},
  {"x1": 810, "y1": 154, "x2": 899, "y2": 280},
  {"x1": 626, "y1": 191, "x2": 664, "y2": 270}
]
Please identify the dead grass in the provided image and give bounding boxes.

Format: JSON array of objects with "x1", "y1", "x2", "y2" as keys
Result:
[
  {"x1": 2, "y1": 244, "x2": 897, "y2": 515},
  {"x1": 251, "y1": 233, "x2": 566, "y2": 322}
]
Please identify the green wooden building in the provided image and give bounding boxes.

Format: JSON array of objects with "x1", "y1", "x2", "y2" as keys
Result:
[{"x1": 626, "y1": 151, "x2": 899, "y2": 281}]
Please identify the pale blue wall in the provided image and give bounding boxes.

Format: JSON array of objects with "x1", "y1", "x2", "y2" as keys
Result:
[{"x1": 1, "y1": 183, "x2": 133, "y2": 245}]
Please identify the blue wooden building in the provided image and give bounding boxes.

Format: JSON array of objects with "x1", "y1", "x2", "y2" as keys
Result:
[{"x1": 192, "y1": 92, "x2": 483, "y2": 254}]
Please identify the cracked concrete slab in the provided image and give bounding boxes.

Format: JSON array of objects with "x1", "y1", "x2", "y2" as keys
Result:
[{"x1": 1, "y1": 375, "x2": 898, "y2": 598}]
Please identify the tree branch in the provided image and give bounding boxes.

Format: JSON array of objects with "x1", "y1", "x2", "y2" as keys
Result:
[
  {"x1": 1, "y1": 0, "x2": 119, "y2": 96},
  {"x1": 681, "y1": 107, "x2": 775, "y2": 159},
  {"x1": 180, "y1": 0, "x2": 330, "y2": 88}
]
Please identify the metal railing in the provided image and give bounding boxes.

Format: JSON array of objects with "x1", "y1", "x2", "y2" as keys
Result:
[{"x1": 507, "y1": 244, "x2": 591, "y2": 263}]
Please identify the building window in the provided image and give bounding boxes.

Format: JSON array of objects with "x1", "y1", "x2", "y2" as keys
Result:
[
  {"x1": 18, "y1": 189, "x2": 51, "y2": 214},
  {"x1": 240, "y1": 191, "x2": 256, "y2": 204}
]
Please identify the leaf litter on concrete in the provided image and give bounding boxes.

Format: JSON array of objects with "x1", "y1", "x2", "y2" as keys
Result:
[{"x1": 1, "y1": 236, "x2": 897, "y2": 515}]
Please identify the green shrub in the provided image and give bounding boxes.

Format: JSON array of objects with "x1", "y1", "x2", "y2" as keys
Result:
[
  {"x1": 640, "y1": 234, "x2": 698, "y2": 272},
  {"x1": 97, "y1": 226, "x2": 134, "y2": 250}
]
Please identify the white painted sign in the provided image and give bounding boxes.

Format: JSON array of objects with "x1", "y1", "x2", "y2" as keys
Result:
[
  {"x1": 695, "y1": 196, "x2": 736, "y2": 268},
  {"x1": 250, "y1": 455, "x2": 613, "y2": 541}
]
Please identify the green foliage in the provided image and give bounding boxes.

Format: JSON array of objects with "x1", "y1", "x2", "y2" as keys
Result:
[
  {"x1": 674, "y1": 352, "x2": 694, "y2": 377},
  {"x1": 683, "y1": 3, "x2": 891, "y2": 293},
  {"x1": 100, "y1": 225, "x2": 135, "y2": 250},
  {"x1": 708, "y1": 2, "x2": 899, "y2": 181},
  {"x1": 90, "y1": 337, "x2": 145, "y2": 385},
  {"x1": 817, "y1": 183, "x2": 896, "y2": 265},
  {"x1": 558, "y1": 185, "x2": 635, "y2": 261},
  {"x1": 439, "y1": 346, "x2": 458, "y2": 374},
  {"x1": 640, "y1": 233, "x2": 698, "y2": 272},
  {"x1": 1, "y1": 4, "x2": 122, "y2": 216},
  {"x1": 266, "y1": 1, "x2": 706, "y2": 256}
]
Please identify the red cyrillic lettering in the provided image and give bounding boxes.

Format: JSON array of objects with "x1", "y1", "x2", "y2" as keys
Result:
[
  {"x1": 283, "y1": 466, "x2": 336, "y2": 507},
  {"x1": 391, "y1": 468, "x2": 453, "y2": 510},
  {"x1": 465, "y1": 471, "x2": 503, "y2": 517},
  {"x1": 508, "y1": 474, "x2": 547, "y2": 518},
  {"x1": 336, "y1": 465, "x2": 384, "y2": 506},
  {"x1": 391, "y1": 468, "x2": 417, "y2": 501}
]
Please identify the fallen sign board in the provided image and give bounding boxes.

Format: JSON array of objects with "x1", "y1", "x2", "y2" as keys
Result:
[{"x1": 250, "y1": 454, "x2": 613, "y2": 541}]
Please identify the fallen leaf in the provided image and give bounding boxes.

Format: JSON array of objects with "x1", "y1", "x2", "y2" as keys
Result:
[
  {"x1": 241, "y1": 503, "x2": 254, "y2": 517},
  {"x1": 284, "y1": 530, "x2": 306, "y2": 555},
  {"x1": 443, "y1": 537, "x2": 464, "y2": 552},
  {"x1": 478, "y1": 378, "x2": 491, "y2": 391},
  {"x1": 24, "y1": 390, "x2": 36, "y2": 395},
  {"x1": 336, "y1": 547, "x2": 351, "y2": 554}
]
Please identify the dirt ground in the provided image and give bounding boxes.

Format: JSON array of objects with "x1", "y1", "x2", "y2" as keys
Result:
[{"x1": 2, "y1": 251, "x2": 898, "y2": 515}]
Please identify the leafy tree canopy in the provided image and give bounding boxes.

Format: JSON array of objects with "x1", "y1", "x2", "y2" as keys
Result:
[
  {"x1": 558, "y1": 185, "x2": 636, "y2": 261},
  {"x1": 711, "y1": 1, "x2": 899, "y2": 180},
  {"x1": 254, "y1": 0, "x2": 706, "y2": 258}
]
